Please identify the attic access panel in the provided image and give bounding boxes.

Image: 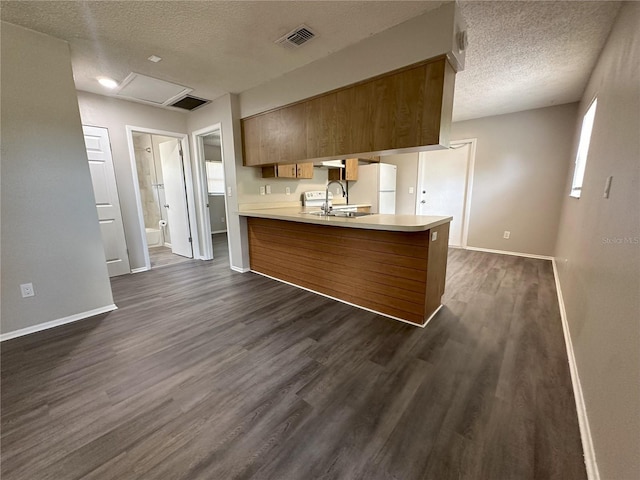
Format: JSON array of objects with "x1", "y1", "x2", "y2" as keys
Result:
[{"x1": 115, "y1": 73, "x2": 192, "y2": 106}]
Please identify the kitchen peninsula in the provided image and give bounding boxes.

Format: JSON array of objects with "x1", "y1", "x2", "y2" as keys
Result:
[{"x1": 240, "y1": 207, "x2": 452, "y2": 326}]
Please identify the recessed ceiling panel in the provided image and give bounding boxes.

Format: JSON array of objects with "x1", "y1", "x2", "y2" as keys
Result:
[{"x1": 116, "y1": 73, "x2": 191, "y2": 105}]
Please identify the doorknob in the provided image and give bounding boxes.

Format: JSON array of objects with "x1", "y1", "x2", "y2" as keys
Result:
[
  {"x1": 420, "y1": 200, "x2": 426, "y2": 204},
  {"x1": 164, "y1": 204, "x2": 170, "y2": 209}
]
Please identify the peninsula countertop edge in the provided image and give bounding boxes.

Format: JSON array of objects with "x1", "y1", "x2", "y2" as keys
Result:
[{"x1": 238, "y1": 207, "x2": 453, "y2": 232}]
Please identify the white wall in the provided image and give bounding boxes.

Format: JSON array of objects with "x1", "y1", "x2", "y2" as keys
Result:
[
  {"x1": 1, "y1": 23, "x2": 114, "y2": 336},
  {"x1": 238, "y1": 2, "x2": 462, "y2": 117},
  {"x1": 77, "y1": 91, "x2": 188, "y2": 269},
  {"x1": 451, "y1": 103, "x2": 578, "y2": 256},
  {"x1": 382, "y1": 104, "x2": 578, "y2": 256},
  {"x1": 554, "y1": 4, "x2": 640, "y2": 479}
]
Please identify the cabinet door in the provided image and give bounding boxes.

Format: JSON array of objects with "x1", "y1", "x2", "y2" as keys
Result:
[
  {"x1": 350, "y1": 81, "x2": 375, "y2": 155},
  {"x1": 344, "y1": 158, "x2": 359, "y2": 181},
  {"x1": 242, "y1": 115, "x2": 262, "y2": 166},
  {"x1": 280, "y1": 102, "x2": 307, "y2": 164},
  {"x1": 392, "y1": 65, "x2": 426, "y2": 149},
  {"x1": 260, "y1": 110, "x2": 281, "y2": 164},
  {"x1": 335, "y1": 87, "x2": 353, "y2": 155},
  {"x1": 277, "y1": 164, "x2": 297, "y2": 178},
  {"x1": 296, "y1": 162, "x2": 314, "y2": 179},
  {"x1": 306, "y1": 94, "x2": 336, "y2": 159}
]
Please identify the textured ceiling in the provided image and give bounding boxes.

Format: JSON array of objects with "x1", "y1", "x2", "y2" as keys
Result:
[
  {"x1": 0, "y1": 0, "x2": 443, "y2": 101},
  {"x1": 0, "y1": 1, "x2": 621, "y2": 121},
  {"x1": 453, "y1": 1, "x2": 621, "y2": 121}
]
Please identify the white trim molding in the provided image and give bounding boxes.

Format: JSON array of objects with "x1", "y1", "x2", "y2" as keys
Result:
[
  {"x1": 230, "y1": 266, "x2": 250, "y2": 273},
  {"x1": 130, "y1": 267, "x2": 149, "y2": 274},
  {"x1": 465, "y1": 246, "x2": 553, "y2": 261},
  {"x1": 251, "y1": 270, "x2": 441, "y2": 328},
  {"x1": 0, "y1": 304, "x2": 118, "y2": 342},
  {"x1": 552, "y1": 259, "x2": 599, "y2": 480}
]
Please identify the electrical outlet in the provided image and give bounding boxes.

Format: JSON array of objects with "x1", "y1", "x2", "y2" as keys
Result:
[
  {"x1": 336, "y1": 187, "x2": 341, "y2": 195},
  {"x1": 221, "y1": 217, "x2": 225, "y2": 223},
  {"x1": 409, "y1": 187, "x2": 414, "y2": 194},
  {"x1": 20, "y1": 283, "x2": 35, "y2": 298},
  {"x1": 503, "y1": 231, "x2": 511, "y2": 239},
  {"x1": 227, "y1": 186, "x2": 232, "y2": 197},
  {"x1": 259, "y1": 186, "x2": 265, "y2": 195},
  {"x1": 285, "y1": 187, "x2": 291, "y2": 195},
  {"x1": 431, "y1": 231, "x2": 438, "y2": 241},
  {"x1": 266, "y1": 184, "x2": 272, "y2": 195}
]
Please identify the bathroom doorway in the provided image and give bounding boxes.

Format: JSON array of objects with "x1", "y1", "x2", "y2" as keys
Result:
[{"x1": 128, "y1": 127, "x2": 197, "y2": 270}]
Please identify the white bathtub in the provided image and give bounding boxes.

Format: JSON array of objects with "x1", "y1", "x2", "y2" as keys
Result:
[{"x1": 145, "y1": 227, "x2": 162, "y2": 247}]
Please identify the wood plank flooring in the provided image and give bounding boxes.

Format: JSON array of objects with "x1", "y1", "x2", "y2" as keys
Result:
[{"x1": 1, "y1": 241, "x2": 586, "y2": 480}]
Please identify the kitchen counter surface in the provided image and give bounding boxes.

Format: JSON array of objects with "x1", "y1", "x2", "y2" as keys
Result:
[{"x1": 238, "y1": 206, "x2": 452, "y2": 232}]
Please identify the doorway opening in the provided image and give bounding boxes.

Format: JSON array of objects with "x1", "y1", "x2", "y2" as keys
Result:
[
  {"x1": 127, "y1": 126, "x2": 199, "y2": 271},
  {"x1": 192, "y1": 124, "x2": 231, "y2": 265},
  {"x1": 416, "y1": 139, "x2": 476, "y2": 247}
]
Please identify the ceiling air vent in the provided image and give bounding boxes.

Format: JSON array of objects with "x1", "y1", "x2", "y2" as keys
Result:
[
  {"x1": 169, "y1": 95, "x2": 210, "y2": 111},
  {"x1": 275, "y1": 24, "x2": 316, "y2": 49}
]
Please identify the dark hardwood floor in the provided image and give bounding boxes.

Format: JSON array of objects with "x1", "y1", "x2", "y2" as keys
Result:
[{"x1": 1, "y1": 239, "x2": 586, "y2": 479}]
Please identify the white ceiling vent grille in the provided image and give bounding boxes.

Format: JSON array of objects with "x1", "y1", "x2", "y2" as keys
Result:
[
  {"x1": 115, "y1": 73, "x2": 192, "y2": 107},
  {"x1": 275, "y1": 24, "x2": 316, "y2": 49}
]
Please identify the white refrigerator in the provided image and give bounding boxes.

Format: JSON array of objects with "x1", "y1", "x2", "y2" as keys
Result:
[{"x1": 348, "y1": 163, "x2": 397, "y2": 214}]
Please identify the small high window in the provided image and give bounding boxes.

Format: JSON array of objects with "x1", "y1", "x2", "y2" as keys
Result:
[{"x1": 570, "y1": 98, "x2": 597, "y2": 198}]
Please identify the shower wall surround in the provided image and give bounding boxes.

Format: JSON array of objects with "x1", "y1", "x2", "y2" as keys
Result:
[{"x1": 133, "y1": 133, "x2": 171, "y2": 244}]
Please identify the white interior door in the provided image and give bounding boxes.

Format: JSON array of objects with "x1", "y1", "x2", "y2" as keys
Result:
[
  {"x1": 83, "y1": 125, "x2": 131, "y2": 277},
  {"x1": 417, "y1": 143, "x2": 471, "y2": 247},
  {"x1": 158, "y1": 140, "x2": 193, "y2": 258}
]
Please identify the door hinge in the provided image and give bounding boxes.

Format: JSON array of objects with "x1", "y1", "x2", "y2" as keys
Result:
[
  {"x1": 188, "y1": 237, "x2": 192, "y2": 243},
  {"x1": 178, "y1": 143, "x2": 184, "y2": 157}
]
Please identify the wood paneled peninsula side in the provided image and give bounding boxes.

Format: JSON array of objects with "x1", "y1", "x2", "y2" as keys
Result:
[{"x1": 239, "y1": 207, "x2": 452, "y2": 326}]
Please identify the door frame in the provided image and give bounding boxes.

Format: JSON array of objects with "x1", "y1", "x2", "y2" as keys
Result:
[
  {"x1": 125, "y1": 125, "x2": 199, "y2": 271},
  {"x1": 416, "y1": 138, "x2": 477, "y2": 247},
  {"x1": 191, "y1": 123, "x2": 231, "y2": 262}
]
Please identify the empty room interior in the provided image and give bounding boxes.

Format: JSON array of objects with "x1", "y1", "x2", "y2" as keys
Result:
[{"x1": 1, "y1": 1, "x2": 638, "y2": 479}]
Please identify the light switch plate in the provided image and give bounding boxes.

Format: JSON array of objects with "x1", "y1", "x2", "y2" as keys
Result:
[
  {"x1": 409, "y1": 187, "x2": 414, "y2": 194},
  {"x1": 266, "y1": 184, "x2": 272, "y2": 195},
  {"x1": 259, "y1": 186, "x2": 265, "y2": 195}
]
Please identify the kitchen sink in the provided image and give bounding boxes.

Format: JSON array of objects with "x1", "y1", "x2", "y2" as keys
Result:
[{"x1": 305, "y1": 211, "x2": 373, "y2": 217}]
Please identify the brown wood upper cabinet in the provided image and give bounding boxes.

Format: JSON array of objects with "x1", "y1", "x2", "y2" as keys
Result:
[
  {"x1": 242, "y1": 56, "x2": 455, "y2": 167},
  {"x1": 261, "y1": 162, "x2": 314, "y2": 179},
  {"x1": 328, "y1": 158, "x2": 359, "y2": 181}
]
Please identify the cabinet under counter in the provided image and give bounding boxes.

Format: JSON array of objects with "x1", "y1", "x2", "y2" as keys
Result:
[{"x1": 240, "y1": 211, "x2": 451, "y2": 326}]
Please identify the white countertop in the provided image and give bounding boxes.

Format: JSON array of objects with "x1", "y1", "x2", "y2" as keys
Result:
[{"x1": 238, "y1": 206, "x2": 452, "y2": 232}]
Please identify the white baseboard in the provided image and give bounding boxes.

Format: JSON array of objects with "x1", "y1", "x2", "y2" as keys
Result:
[
  {"x1": 130, "y1": 267, "x2": 149, "y2": 274},
  {"x1": 251, "y1": 270, "x2": 439, "y2": 328},
  {"x1": 552, "y1": 259, "x2": 599, "y2": 480},
  {"x1": 0, "y1": 304, "x2": 118, "y2": 342},
  {"x1": 230, "y1": 265, "x2": 250, "y2": 273},
  {"x1": 465, "y1": 246, "x2": 553, "y2": 260}
]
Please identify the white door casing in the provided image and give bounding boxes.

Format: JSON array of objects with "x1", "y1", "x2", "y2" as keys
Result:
[
  {"x1": 158, "y1": 140, "x2": 193, "y2": 258},
  {"x1": 83, "y1": 125, "x2": 131, "y2": 277},
  {"x1": 416, "y1": 141, "x2": 475, "y2": 247}
]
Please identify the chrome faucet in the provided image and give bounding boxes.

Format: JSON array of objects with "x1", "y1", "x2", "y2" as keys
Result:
[{"x1": 323, "y1": 180, "x2": 346, "y2": 214}]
